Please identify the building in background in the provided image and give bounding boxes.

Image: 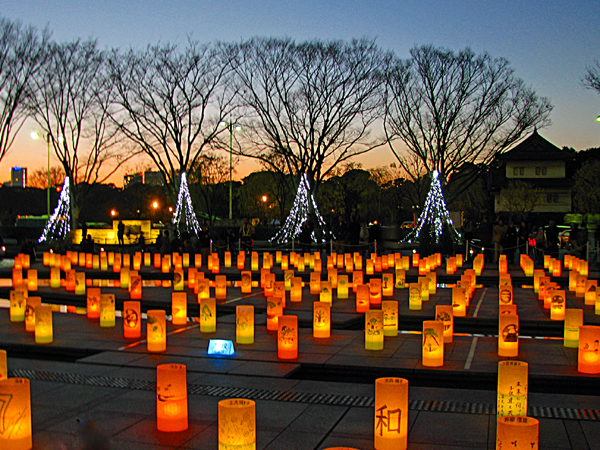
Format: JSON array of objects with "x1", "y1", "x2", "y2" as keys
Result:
[
  {"x1": 144, "y1": 170, "x2": 165, "y2": 186},
  {"x1": 10, "y1": 167, "x2": 27, "y2": 188},
  {"x1": 124, "y1": 172, "x2": 143, "y2": 188}
]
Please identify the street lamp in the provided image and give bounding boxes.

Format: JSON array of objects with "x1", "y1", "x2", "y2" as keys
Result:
[
  {"x1": 220, "y1": 119, "x2": 242, "y2": 220},
  {"x1": 596, "y1": 115, "x2": 600, "y2": 122}
]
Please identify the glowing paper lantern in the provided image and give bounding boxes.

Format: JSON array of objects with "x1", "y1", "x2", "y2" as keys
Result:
[
  {"x1": 496, "y1": 416, "x2": 539, "y2": 450},
  {"x1": 24, "y1": 297, "x2": 41, "y2": 332},
  {"x1": 123, "y1": 300, "x2": 141, "y2": 338},
  {"x1": 147, "y1": 310, "x2": 167, "y2": 352},
  {"x1": 418, "y1": 277, "x2": 430, "y2": 302},
  {"x1": 130, "y1": 274, "x2": 142, "y2": 300},
  {"x1": 320, "y1": 281, "x2": 333, "y2": 305},
  {"x1": 218, "y1": 398, "x2": 255, "y2": 450},
  {"x1": 365, "y1": 310, "x2": 384, "y2": 350},
  {"x1": 251, "y1": 252, "x2": 259, "y2": 271},
  {"x1": 585, "y1": 280, "x2": 597, "y2": 305},
  {"x1": 0, "y1": 350, "x2": 6, "y2": 380},
  {"x1": 12, "y1": 268, "x2": 23, "y2": 288},
  {"x1": 100, "y1": 294, "x2": 116, "y2": 328},
  {"x1": 9, "y1": 290, "x2": 26, "y2": 322},
  {"x1": 264, "y1": 273, "x2": 275, "y2": 297},
  {"x1": 309, "y1": 272, "x2": 321, "y2": 295},
  {"x1": 290, "y1": 277, "x2": 302, "y2": 303},
  {"x1": 409, "y1": 283, "x2": 422, "y2": 311},
  {"x1": 197, "y1": 278, "x2": 210, "y2": 300},
  {"x1": 355, "y1": 284, "x2": 369, "y2": 313},
  {"x1": 499, "y1": 286, "x2": 513, "y2": 306},
  {"x1": 171, "y1": 269, "x2": 183, "y2": 291},
  {"x1": 144, "y1": 252, "x2": 151, "y2": 267},
  {"x1": 374, "y1": 377, "x2": 408, "y2": 450},
  {"x1": 436, "y1": 305, "x2": 454, "y2": 343},
  {"x1": 313, "y1": 301, "x2": 331, "y2": 338},
  {"x1": 500, "y1": 304, "x2": 517, "y2": 315},
  {"x1": 382, "y1": 300, "x2": 399, "y2": 337},
  {"x1": 215, "y1": 275, "x2": 227, "y2": 300},
  {"x1": 499, "y1": 314, "x2": 519, "y2": 357},
  {"x1": 394, "y1": 269, "x2": 406, "y2": 289},
  {"x1": 266, "y1": 294, "x2": 283, "y2": 331},
  {"x1": 281, "y1": 255, "x2": 289, "y2": 271},
  {"x1": 26, "y1": 269, "x2": 37, "y2": 291},
  {"x1": 352, "y1": 271, "x2": 363, "y2": 292},
  {"x1": 426, "y1": 272, "x2": 437, "y2": 295},
  {"x1": 49, "y1": 267, "x2": 60, "y2": 289},
  {"x1": 200, "y1": 298, "x2": 217, "y2": 333},
  {"x1": 0, "y1": 377, "x2": 32, "y2": 450},
  {"x1": 172, "y1": 292, "x2": 188, "y2": 325},
  {"x1": 446, "y1": 257, "x2": 456, "y2": 275},
  {"x1": 274, "y1": 281, "x2": 286, "y2": 308},
  {"x1": 366, "y1": 258, "x2": 374, "y2": 275},
  {"x1": 452, "y1": 287, "x2": 467, "y2": 317},
  {"x1": 194, "y1": 253, "x2": 202, "y2": 268},
  {"x1": 156, "y1": 364, "x2": 188, "y2": 432},
  {"x1": 422, "y1": 320, "x2": 444, "y2": 367},
  {"x1": 240, "y1": 271, "x2": 252, "y2": 294},
  {"x1": 278, "y1": 315, "x2": 298, "y2": 359},
  {"x1": 549, "y1": 290, "x2": 566, "y2": 320},
  {"x1": 497, "y1": 360, "x2": 528, "y2": 418},
  {"x1": 578, "y1": 325, "x2": 600, "y2": 373},
  {"x1": 337, "y1": 275, "x2": 349, "y2": 299},
  {"x1": 328, "y1": 268, "x2": 338, "y2": 289},
  {"x1": 211, "y1": 254, "x2": 220, "y2": 274},
  {"x1": 86, "y1": 287, "x2": 101, "y2": 319},
  {"x1": 236, "y1": 305, "x2": 254, "y2": 344},
  {"x1": 382, "y1": 273, "x2": 393, "y2": 298},
  {"x1": 34, "y1": 304, "x2": 53, "y2": 344},
  {"x1": 154, "y1": 253, "x2": 161, "y2": 269},
  {"x1": 75, "y1": 272, "x2": 86, "y2": 295},
  {"x1": 369, "y1": 278, "x2": 382, "y2": 306}
]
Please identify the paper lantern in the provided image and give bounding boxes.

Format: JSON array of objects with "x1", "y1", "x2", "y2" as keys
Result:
[
  {"x1": 369, "y1": 279, "x2": 382, "y2": 306},
  {"x1": 26, "y1": 269, "x2": 37, "y2": 291},
  {"x1": 251, "y1": 252, "x2": 259, "y2": 271},
  {"x1": 354, "y1": 253, "x2": 363, "y2": 271},
  {"x1": 281, "y1": 269, "x2": 292, "y2": 291},
  {"x1": 497, "y1": 360, "x2": 528, "y2": 418},
  {"x1": 328, "y1": 268, "x2": 338, "y2": 289},
  {"x1": 412, "y1": 253, "x2": 419, "y2": 267},
  {"x1": 266, "y1": 294, "x2": 283, "y2": 331},
  {"x1": 337, "y1": 275, "x2": 349, "y2": 299},
  {"x1": 394, "y1": 269, "x2": 406, "y2": 290},
  {"x1": 309, "y1": 272, "x2": 321, "y2": 295},
  {"x1": 365, "y1": 258, "x2": 374, "y2": 275},
  {"x1": 422, "y1": 320, "x2": 444, "y2": 367},
  {"x1": 578, "y1": 325, "x2": 600, "y2": 373},
  {"x1": 452, "y1": 287, "x2": 467, "y2": 317},
  {"x1": 9, "y1": 290, "x2": 26, "y2": 322},
  {"x1": 263, "y1": 273, "x2": 275, "y2": 297},
  {"x1": 218, "y1": 398, "x2": 255, "y2": 450},
  {"x1": 34, "y1": 304, "x2": 53, "y2": 344},
  {"x1": 236, "y1": 305, "x2": 254, "y2": 344},
  {"x1": 313, "y1": 301, "x2": 331, "y2": 338},
  {"x1": 86, "y1": 287, "x2": 101, "y2": 319},
  {"x1": 0, "y1": 378, "x2": 32, "y2": 450},
  {"x1": 320, "y1": 281, "x2": 333, "y2": 305},
  {"x1": 408, "y1": 283, "x2": 422, "y2": 311},
  {"x1": 500, "y1": 304, "x2": 517, "y2": 315},
  {"x1": 156, "y1": 364, "x2": 188, "y2": 432},
  {"x1": 575, "y1": 274, "x2": 587, "y2": 298},
  {"x1": 381, "y1": 273, "x2": 394, "y2": 298},
  {"x1": 549, "y1": 290, "x2": 566, "y2": 320},
  {"x1": 273, "y1": 281, "x2": 286, "y2": 308},
  {"x1": 200, "y1": 297, "x2": 217, "y2": 333},
  {"x1": 147, "y1": 310, "x2": 167, "y2": 352},
  {"x1": 596, "y1": 295, "x2": 600, "y2": 315},
  {"x1": 352, "y1": 271, "x2": 363, "y2": 292},
  {"x1": 281, "y1": 254, "x2": 289, "y2": 271},
  {"x1": 211, "y1": 254, "x2": 220, "y2": 274},
  {"x1": 426, "y1": 272, "x2": 437, "y2": 295},
  {"x1": 297, "y1": 256, "x2": 305, "y2": 272},
  {"x1": 24, "y1": 297, "x2": 41, "y2": 332},
  {"x1": 355, "y1": 284, "x2": 369, "y2": 313},
  {"x1": 496, "y1": 416, "x2": 539, "y2": 450},
  {"x1": 143, "y1": 252, "x2": 151, "y2": 267},
  {"x1": 197, "y1": 278, "x2": 210, "y2": 300},
  {"x1": 585, "y1": 280, "x2": 598, "y2": 305},
  {"x1": 580, "y1": 260, "x2": 589, "y2": 276},
  {"x1": 171, "y1": 292, "x2": 188, "y2": 325},
  {"x1": 436, "y1": 305, "x2": 454, "y2": 343},
  {"x1": 365, "y1": 310, "x2": 384, "y2": 350},
  {"x1": 446, "y1": 256, "x2": 456, "y2": 275},
  {"x1": 417, "y1": 277, "x2": 430, "y2": 302},
  {"x1": 112, "y1": 253, "x2": 122, "y2": 273},
  {"x1": 0, "y1": 350, "x2": 6, "y2": 380},
  {"x1": 12, "y1": 268, "x2": 23, "y2": 288},
  {"x1": 48, "y1": 267, "x2": 60, "y2": 289},
  {"x1": 129, "y1": 274, "x2": 141, "y2": 300},
  {"x1": 374, "y1": 377, "x2": 408, "y2": 450},
  {"x1": 153, "y1": 253, "x2": 161, "y2": 269},
  {"x1": 499, "y1": 286, "x2": 513, "y2": 306},
  {"x1": 240, "y1": 271, "x2": 252, "y2": 294},
  {"x1": 215, "y1": 275, "x2": 227, "y2": 300},
  {"x1": 278, "y1": 315, "x2": 298, "y2": 359},
  {"x1": 75, "y1": 272, "x2": 86, "y2": 295},
  {"x1": 123, "y1": 301, "x2": 141, "y2": 338},
  {"x1": 382, "y1": 300, "x2": 399, "y2": 337},
  {"x1": 290, "y1": 277, "x2": 302, "y2": 303},
  {"x1": 100, "y1": 294, "x2": 115, "y2": 328},
  {"x1": 499, "y1": 314, "x2": 519, "y2": 357}
]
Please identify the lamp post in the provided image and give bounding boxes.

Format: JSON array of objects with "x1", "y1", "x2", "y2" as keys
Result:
[
  {"x1": 30, "y1": 131, "x2": 50, "y2": 218},
  {"x1": 220, "y1": 120, "x2": 241, "y2": 220}
]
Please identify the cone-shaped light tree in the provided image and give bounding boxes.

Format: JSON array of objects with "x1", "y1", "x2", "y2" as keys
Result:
[
  {"x1": 172, "y1": 172, "x2": 201, "y2": 236},
  {"x1": 38, "y1": 177, "x2": 71, "y2": 243}
]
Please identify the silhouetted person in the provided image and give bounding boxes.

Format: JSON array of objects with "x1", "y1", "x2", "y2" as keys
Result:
[
  {"x1": 545, "y1": 219, "x2": 560, "y2": 259},
  {"x1": 117, "y1": 221, "x2": 125, "y2": 246}
]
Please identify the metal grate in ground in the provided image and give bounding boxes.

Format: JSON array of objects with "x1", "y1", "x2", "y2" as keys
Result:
[{"x1": 9, "y1": 368, "x2": 600, "y2": 421}]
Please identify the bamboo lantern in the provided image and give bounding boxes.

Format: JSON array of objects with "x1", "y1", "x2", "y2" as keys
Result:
[
  {"x1": 365, "y1": 310, "x2": 384, "y2": 350},
  {"x1": 26, "y1": 269, "x2": 37, "y2": 291},
  {"x1": 328, "y1": 268, "x2": 338, "y2": 289},
  {"x1": 337, "y1": 275, "x2": 349, "y2": 299},
  {"x1": 24, "y1": 297, "x2": 41, "y2": 332},
  {"x1": 497, "y1": 360, "x2": 528, "y2": 418},
  {"x1": 564, "y1": 309, "x2": 584, "y2": 348},
  {"x1": 393, "y1": 269, "x2": 405, "y2": 290},
  {"x1": 264, "y1": 273, "x2": 275, "y2": 297},
  {"x1": 422, "y1": 320, "x2": 444, "y2": 367},
  {"x1": 274, "y1": 281, "x2": 286, "y2": 308},
  {"x1": 499, "y1": 314, "x2": 519, "y2": 357},
  {"x1": 499, "y1": 285, "x2": 513, "y2": 306},
  {"x1": 374, "y1": 377, "x2": 408, "y2": 450},
  {"x1": 119, "y1": 266, "x2": 130, "y2": 290},
  {"x1": 197, "y1": 278, "x2": 210, "y2": 300},
  {"x1": 251, "y1": 252, "x2": 259, "y2": 271},
  {"x1": 0, "y1": 350, "x2": 6, "y2": 380},
  {"x1": 313, "y1": 301, "x2": 331, "y2": 338},
  {"x1": 382, "y1": 300, "x2": 399, "y2": 337},
  {"x1": 278, "y1": 315, "x2": 298, "y2": 359},
  {"x1": 130, "y1": 274, "x2": 142, "y2": 300},
  {"x1": 310, "y1": 272, "x2": 321, "y2": 295},
  {"x1": 578, "y1": 325, "x2": 600, "y2": 373},
  {"x1": 123, "y1": 300, "x2": 141, "y2": 338},
  {"x1": 427, "y1": 272, "x2": 437, "y2": 295},
  {"x1": 156, "y1": 364, "x2": 188, "y2": 432},
  {"x1": 585, "y1": 280, "x2": 598, "y2": 305},
  {"x1": 436, "y1": 305, "x2": 454, "y2": 343},
  {"x1": 35, "y1": 304, "x2": 53, "y2": 344},
  {"x1": 9, "y1": 290, "x2": 26, "y2": 322},
  {"x1": 218, "y1": 398, "x2": 256, "y2": 450},
  {"x1": 418, "y1": 277, "x2": 430, "y2": 302},
  {"x1": 147, "y1": 310, "x2": 167, "y2": 352},
  {"x1": 0, "y1": 377, "x2": 32, "y2": 449},
  {"x1": 369, "y1": 278, "x2": 382, "y2": 306},
  {"x1": 452, "y1": 287, "x2": 467, "y2": 317},
  {"x1": 100, "y1": 294, "x2": 116, "y2": 328},
  {"x1": 86, "y1": 287, "x2": 101, "y2": 319},
  {"x1": 144, "y1": 252, "x2": 151, "y2": 267},
  {"x1": 500, "y1": 304, "x2": 517, "y2": 315},
  {"x1": 549, "y1": 290, "x2": 566, "y2": 320},
  {"x1": 215, "y1": 275, "x2": 227, "y2": 300},
  {"x1": 199, "y1": 297, "x2": 217, "y2": 333},
  {"x1": 382, "y1": 273, "x2": 394, "y2": 297},
  {"x1": 281, "y1": 254, "x2": 289, "y2": 271},
  {"x1": 188, "y1": 268, "x2": 197, "y2": 290},
  {"x1": 12, "y1": 268, "x2": 23, "y2": 288},
  {"x1": 241, "y1": 271, "x2": 252, "y2": 294},
  {"x1": 64, "y1": 269, "x2": 74, "y2": 291},
  {"x1": 496, "y1": 417, "x2": 539, "y2": 450},
  {"x1": 171, "y1": 292, "x2": 188, "y2": 325},
  {"x1": 356, "y1": 284, "x2": 370, "y2": 313},
  {"x1": 354, "y1": 253, "x2": 363, "y2": 271},
  {"x1": 408, "y1": 283, "x2": 422, "y2": 311},
  {"x1": 266, "y1": 295, "x2": 283, "y2": 331},
  {"x1": 236, "y1": 305, "x2": 254, "y2": 344},
  {"x1": 365, "y1": 258, "x2": 374, "y2": 275},
  {"x1": 154, "y1": 253, "x2": 161, "y2": 268},
  {"x1": 352, "y1": 271, "x2": 363, "y2": 292},
  {"x1": 320, "y1": 281, "x2": 333, "y2": 305},
  {"x1": 290, "y1": 277, "x2": 302, "y2": 303}
]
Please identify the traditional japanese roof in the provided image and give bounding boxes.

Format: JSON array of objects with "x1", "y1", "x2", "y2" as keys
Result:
[{"x1": 497, "y1": 129, "x2": 572, "y2": 161}]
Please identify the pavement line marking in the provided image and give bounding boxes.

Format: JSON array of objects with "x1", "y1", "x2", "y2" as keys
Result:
[
  {"x1": 225, "y1": 291, "x2": 263, "y2": 304},
  {"x1": 464, "y1": 336, "x2": 479, "y2": 370},
  {"x1": 118, "y1": 323, "x2": 197, "y2": 350},
  {"x1": 473, "y1": 288, "x2": 487, "y2": 318}
]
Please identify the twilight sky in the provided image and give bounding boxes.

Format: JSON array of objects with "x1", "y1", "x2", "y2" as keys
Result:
[{"x1": 2, "y1": 0, "x2": 599, "y2": 186}]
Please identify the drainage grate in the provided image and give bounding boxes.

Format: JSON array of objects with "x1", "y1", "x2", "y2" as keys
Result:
[{"x1": 8, "y1": 368, "x2": 599, "y2": 421}]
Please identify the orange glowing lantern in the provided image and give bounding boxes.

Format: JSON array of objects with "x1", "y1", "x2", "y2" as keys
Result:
[
  {"x1": 328, "y1": 268, "x2": 338, "y2": 289},
  {"x1": 369, "y1": 278, "x2": 382, "y2": 306},
  {"x1": 156, "y1": 364, "x2": 188, "y2": 432},
  {"x1": 499, "y1": 314, "x2": 519, "y2": 357},
  {"x1": 0, "y1": 377, "x2": 32, "y2": 449},
  {"x1": 171, "y1": 269, "x2": 183, "y2": 291},
  {"x1": 119, "y1": 266, "x2": 130, "y2": 290},
  {"x1": 345, "y1": 254, "x2": 354, "y2": 272},
  {"x1": 200, "y1": 297, "x2": 217, "y2": 333},
  {"x1": 395, "y1": 269, "x2": 406, "y2": 289},
  {"x1": 356, "y1": 284, "x2": 370, "y2": 313},
  {"x1": 354, "y1": 253, "x2": 363, "y2": 271},
  {"x1": 171, "y1": 292, "x2": 188, "y2": 325},
  {"x1": 129, "y1": 274, "x2": 141, "y2": 300},
  {"x1": 77, "y1": 272, "x2": 88, "y2": 296},
  {"x1": 262, "y1": 252, "x2": 272, "y2": 270},
  {"x1": 147, "y1": 310, "x2": 167, "y2": 352},
  {"x1": 49, "y1": 267, "x2": 60, "y2": 289},
  {"x1": 310, "y1": 272, "x2": 321, "y2": 295},
  {"x1": 578, "y1": 325, "x2": 600, "y2": 373},
  {"x1": 452, "y1": 287, "x2": 467, "y2": 317},
  {"x1": 496, "y1": 416, "x2": 539, "y2": 450},
  {"x1": 290, "y1": 277, "x2": 302, "y2": 303},
  {"x1": 585, "y1": 280, "x2": 597, "y2": 305},
  {"x1": 497, "y1": 360, "x2": 528, "y2": 418},
  {"x1": 162, "y1": 255, "x2": 171, "y2": 274},
  {"x1": 34, "y1": 303, "x2": 53, "y2": 344},
  {"x1": 284, "y1": 269, "x2": 294, "y2": 291},
  {"x1": 412, "y1": 253, "x2": 419, "y2": 267},
  {"x1": 9, "y1": 290, "x2": 26, "y2": 323},
  {"x1": 575, "y1": 274, "x2": 587, "y2": 298},
  {"x1": 260, "y1": 268, "x2": 269, "y2": 288},
  {"x1": 422, "y1": 320, "x2": 444, "y2": 367},
  {"x1": 365, "y1": 310, "x2": 384, "y2": 350},
  {"x1": 123, "y1": 300, "x2": 141, "y2": 338},
  {"x1": 382, "y1": 274, "x2": 394, "y2": 297},
  {"x1": 366, "y1": 258, "x2": 374, "y2": 275},
  {"x1": 251, "y1": 252, "x2": 259, "y2": 271},
  {"x1": 418, "y1": 276, "x2": 430, "y2": 302},
  {"x1": 320, "y1": 281, "x2": 333, "y2": 305},
  {"x1": 266, "y1": 294, "x2": 283, "y2": 331},
  {"x1": 374, "y1": 377, "x2": 408, "y2": 450},
  {"x1": 197, "y1": 278, "x2": 210, "y2": 300},
  {"x1": 352, "y1": 271, "x2": 363, "y2": 292},
  {"x1": 26, "y1": 269, "x2": 37, "y2": 291},
  {"x1": 113, "y1": 253, "x2": 122, "y2": 273},
  {"x1": 12, "y1": 268, "x2": 23, "y2": 288},
  {"x1": 154, "y1": 253, "x2": 161, "y2": 268},
  {"x1": 274, "y1": 281, "x2": 286, "y2": 308},
  {"x1": 337, "y1": 275, "x2": 349, "y2": 299},
  {"x1": 580, "y1": 260, "x2": 589, "y2": 276},
  {"x1": 187, "y1": 268, "x2": 197, "y2": 290},
  {"x1": 193, "y1": 253, "x2": 201, "y2": 268},
  {"x1": 173, "y1": 254, "x2": 182, "y2": 271},
  {"x1": 297, "y1": 255, "x2": 305, "y2": 272},
  {"x1": 215, "y1": 275, "x2": 227, "y2": 300},
  {"x1": 281, "y1": 254, "x2": 289, "y2": 271},
  {"x1": 144, "y1": 252, "x2": 151, "y2": 267},
  {"x1": 408, "y1": 283, "x2": 422, "y2": 311},
  {"x1": 122, "y1": 253, "x2": 131, "y2": 268},
  {"x1": 549, "y1": 290, "x2": 566, "y2": 320},
  {"x1": 235, "y1": 251, "x2": 244, "y2": 270},
  {"x1": 500, "y1": 304, "x2": 517, "y2": 315},
  {"x1": 426, "y1": 272, "x2": 437, "y2": 295},
  {"x1": 100, "y1": 294, "x2": 115, "y2": 328},
  {"x1": 211, "y1": 254, "x2": 220, "y2": 274},
  {"x1": 86, "y1": 287, "x2": 101, "y2": 319},
  {"x1": 436, "y1": 305, "x2": 454, "y2": 343},
  {"x1": 382, "y1": 300, "x2": 399, "y2": 337},
  {"x1": 0, "y1": 350, "x2": 5, "y2": 380},
  {"x1": 278, "y1": 315, "x2": 298, "y2": 359},
  {"x1": 264, "y1": 273, "x2": 275, "y2": 297},
  {"x1": 218, "y1": 398, "x2": 256, "y2": 450},
  {"x1": 24, "y1": 297, "x2": 41, "y2": 332},
  {"x1": 241, "y1": 271, "x2": 252, "y2": 294},
  {"x1": 499, "y1": 285, "x2": 513, "y2": 306},
  {"x1": 313, "y1": 301, "x2": 331, "y2": 338},
  {"x1": 236, "y1": 305, "x2": 254, "y2": 344}
]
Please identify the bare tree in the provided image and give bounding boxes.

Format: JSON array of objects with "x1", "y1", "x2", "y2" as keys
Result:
[
  {"x1": 384, "y1": 45, "x2": 553, "y2": 203},
  {"x1": 188, "y1": 152, "x2": 232, "y2": 225},
  {"x1": 234, "y1": 37, "x2": 390, "y2": 194},
  {"x1": 0, "y1": 17, "x2": 49, "y2": 164},
  {"x1": 29, "y1": 39, "x2": 126, "y2": 226},
  {"x1": 28, "y1": 165, "x2": 65, "y2": 189},
  {"x1": 583, "y1": 60, "x2": 600, "y2": 94}
]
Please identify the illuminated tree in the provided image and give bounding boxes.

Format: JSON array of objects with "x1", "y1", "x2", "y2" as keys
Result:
[{"x1": 38, "y1": 177, "x2": 70, "y2": 242}]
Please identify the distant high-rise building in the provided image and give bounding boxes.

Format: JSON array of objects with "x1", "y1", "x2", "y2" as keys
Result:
[
  {"x1": 11, "y1": 167, "x2": 27, "y2": 187},
  {"x1": 124, "y1": 172, "x2": 143, "y2": 188},
  {"x1": 144, "y1": 170, "x2": 165, "y2": 186}
]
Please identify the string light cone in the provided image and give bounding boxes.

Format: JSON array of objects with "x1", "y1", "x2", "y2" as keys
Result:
[
  {"x1": 172, "y1": 172, "x2": 201, "y2": 236},
  {"x1": 38, "y1": 176, "x2": 71, "y2": 243}
]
